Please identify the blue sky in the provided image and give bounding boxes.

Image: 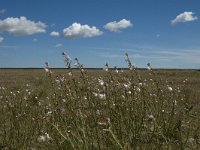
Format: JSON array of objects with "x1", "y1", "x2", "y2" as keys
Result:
[{"x1": 0, "y1": 0, "x2": 200, "y2": 68}]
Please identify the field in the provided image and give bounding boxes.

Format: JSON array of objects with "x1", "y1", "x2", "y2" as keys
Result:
[{"x1": 0, "y1": 65, "x2": 200, "y2": 149}]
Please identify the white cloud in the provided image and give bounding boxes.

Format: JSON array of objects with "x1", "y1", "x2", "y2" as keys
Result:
[
  {"x1": 63, "y1": 22, "x2": 103, "y2": 39},
  {"x1": 104, "y1": 19, "x2": 133, "y2": 32},
  {"x1": 55, "y1": 43, "x2": 62, "y2": 47},
  {"x1": 0, "y1": 9, "x2": 6, "y2": 14},
  {"x1": 0, "y1": 36, "x2": 4, "y2": 42},
  {"x1": 171, "y1": 12, "x2": 198, "y2": 25},
  {"x1": 50, "y1": 31, "x2": 59, "y2": 37},
  {"x1": 0, "y1": 16, "x2": 46, "y2": 36}
]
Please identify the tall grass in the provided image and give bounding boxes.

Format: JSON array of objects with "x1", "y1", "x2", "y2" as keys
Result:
[{"x1": 0, "y1": 53, "x2": 199, "y2": 149}]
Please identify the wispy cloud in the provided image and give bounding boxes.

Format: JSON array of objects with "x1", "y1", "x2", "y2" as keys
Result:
[
  {"x1": 55, "y1": 43, "x2": 62, "y2": 48},
  {"x1": 33, "y1": 38, "x2": 38, "y2": 42},
  {"x1": 91, "y1": 44, "x2": 200, "y2": 68},
  {"x1": 0, "y1": 9, "x2": 6, "y2": 14},
  {"x1": 0, "y1": 45, "x2": 17, "y2": 48},
  {"x1": 156, "y1": 34, "x2": 160, "y2": 38},
  {"x1": 171, "y1": 12, "x2": 198, "y2": 25},
  {"x1": 0, "y1": 36, "x2": 4, "y2": 42},
  {"x1": 63, "y1": 22, "x2": 103, "y2": 39},
  {"x1": 50, "y1": 31, "x2": 59, "y2": 37},
  {"x1": 104, "y1": 19, "x2": 132, "y2": 32},
  {"x1": 0, "y1": 16, "x2": 46, "y2": 36}
]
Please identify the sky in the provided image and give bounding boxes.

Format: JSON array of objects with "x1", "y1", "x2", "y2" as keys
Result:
[{"x1": 0, "y1": 0, "x2": 200, "y2": 68}]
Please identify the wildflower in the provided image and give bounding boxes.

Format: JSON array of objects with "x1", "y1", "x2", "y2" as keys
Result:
[
  {"x1": 68, "y1": 72, "x2": 72, "y2": 76},
  {"x1": 99, "y1": 93, "x2": 106, "y2": 99},
  {"x1": 38, "y1": 133, "x2": 51, "y2": 142},
  {"x1": 103, "y1": 62, "x2": 109, "y2": 71},
  {"x1": 62, "y1": 52, "x2": 71, "y2": 67},
  {"x1": 46, "y1": 111, "x2": 53, "y2": 116},
  {"x1": 44, "y1": 68, "x2": 49, "y2": 73},
  {"x1": 147, "y1": 62, "x2": 152, "y2": 70},
  {"x1": 96, "y1": 110, "x2": 100, "y2": 115},
  {"x1": 168, "y1": 86, "x2": 173, "y2": 91},
  {"x1": 114, "y1": 66, "x2": 119, "y2": 73},
  {"x1": 45, "y1": 132, "x2": 51, "y2": 140},
  {"x1": 138, "y1": 82, "x2": 143, "y2": 86},
  {"x1": 93, "y1": 92, "x2": 106, "y2": 99},
  {"x1": 125, "y1": 53, "x2": 134, "y2": 70},
  {"x1": 44, "y1": 62, "x2": 52, "y2": 73},
  {"x1": 136, "y1": 87, "x2": 141, "y2": 92},
  {"x1": 55, "y1": 79, "x2": 60, "y2": 84},
  {"x1": 173, "y1": 100, "x2": 177, "y2": 106},
  {"x1": 98, "y1": 78, "x2": 104, "y2": 86},
  {"x1": 97, "y1": 122, "x2": 107, "y2": 126},
  {"x1": 147, "y1": 114, "x2": 155, "y2": 121},
  {"x1": 38, "y1": 135, "x2": 46, "y2": 142},
  {"x1": 124, "y1": 82, "x2": 131, "y2": 90},
  {"x1": 124, "y1": 84, "x2": 130, "y2": 89}
]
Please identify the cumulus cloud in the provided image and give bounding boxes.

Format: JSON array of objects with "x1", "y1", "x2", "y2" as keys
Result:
[
  {"x1": 0, "y1": 36, "x2": 4, "y2": 42},
  {"x1": 171, "y1": 12, "x2": 198, "y2": 25},
  {"x1": 104, "y1": 19, "x2": 133, "y2": 32},
  {"x1": 0, "y1": 16, "x2": 46, "y2": 36},
  {"x1": 63, "y1": 22, "x2": 103, "y2": 39},
  {"x1": 55, "y1": 43, "x2": 62, "y2": 48},
  {"x1": 50, "y1": 31, "x2": 59, "y2": 37}
]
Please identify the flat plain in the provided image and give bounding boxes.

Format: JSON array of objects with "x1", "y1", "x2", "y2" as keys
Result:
[{"x1": 0, "y1": 68, "x2": 200, "y2": 149}]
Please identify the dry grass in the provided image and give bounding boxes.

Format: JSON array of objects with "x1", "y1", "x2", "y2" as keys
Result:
[{"x1": 0, "y1": 55, "x2": 199, "y2": 149}]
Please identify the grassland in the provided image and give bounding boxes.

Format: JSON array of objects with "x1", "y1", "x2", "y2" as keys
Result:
[{"x1": 0, "y1": 66, "x2": 200, "y2": 149}]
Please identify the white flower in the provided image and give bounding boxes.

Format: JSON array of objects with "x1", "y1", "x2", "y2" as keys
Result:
[
  {"x1": 46, "y1": 111, "x2": 53, "y2": 116},
  {"x1": 99, "y1": 93, "x2": 106, "y2": 99},
  {"x1": 45, "y1": 132, "x2": 51, "y2": 140},
  {"x1": 103, "y1": 67, "x2": 108, "y2": 72},
  {"x1": 147, "y1": 114, "x2": 155, "y2": 121},
  {"x1": 96, "y1": 110, "x2": 100, "y2": 115},
  {"x1": 68, "y1": 72, "x2": 72, "y2": 76},
  {"x1": 93, "y1": 92, "x2": 98, "y2": 97},
  {"x1": 93, "y1": 92, "x2": 106, "y2": 99},
  {"x1": 124, "y1": 82, "x2": 131, "y2": 90},
  {"x1": 38, "y1": 133, "x2": 51, "y2": 142},
  {"x1": 98, "y1": 79, "x2": 104, "y2": 86},
  {"x1": 38, "y1": 135, "x2": 46, "y2": 142},
  {"x1": 138, "y1": 82, "x2": 143, "y2": 86},
  {"x1": 168, "y1": 86, "x2": 173, "y2": 91},
  {"x1": 44, "y1": 68, "x2": 49, "y2": 73},
  {"x1": 55, "y1": 79, "x2": 60, "y2": 84},
  {"x1": 124, "y1": 84, "x2": 129, "y2": 89},
  {"x1": 136, "y1": 87, "x2": 141, "y2": 92},
  {"x1": 173, "y1": 100, "x2": 177, "y2": 106}
]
